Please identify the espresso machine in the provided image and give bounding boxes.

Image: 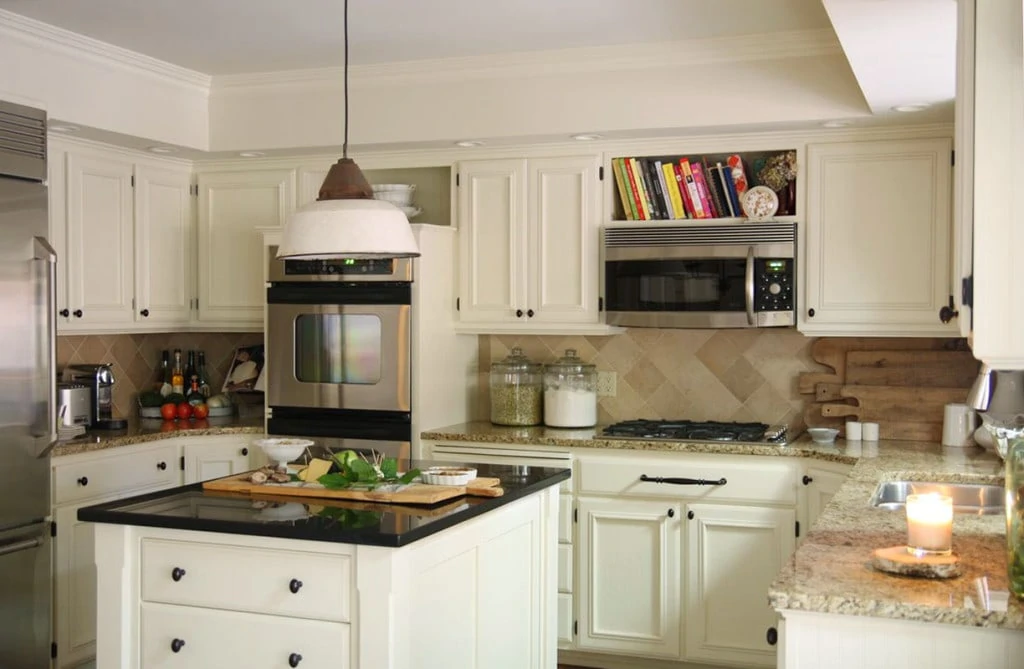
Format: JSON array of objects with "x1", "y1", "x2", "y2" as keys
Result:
[{"x1": 61, "y1": 363, "x2": 128, "y2": 429}]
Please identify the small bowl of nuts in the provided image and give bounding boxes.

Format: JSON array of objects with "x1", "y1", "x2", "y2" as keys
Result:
[
  {"x1": 420, "y1": 466, "x2": 478, "y2": 486},
  {"x1": 253, "y1": 438, "x2": 314, "y2": 470}
]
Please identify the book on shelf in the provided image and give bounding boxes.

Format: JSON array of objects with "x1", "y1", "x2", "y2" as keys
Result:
[
  {"x1": 612, "y1": 158, "x2": 639, "y2": 221},
  {"x1": 660, "y1": 161, "x2": 686, "y2": 219},
  {"x1": 700, "y1": 159, "x2": 727, "y2": 218},
  {"x1": 717, "y1": 160, "x2": 742, "y2": 216},
  {"x1": 672, "y1": 163, "x2": 695, "y2": 218},
  {"x1": 626, "y1": 158, "x2": 651, "y2": 220},
  {"x1": 690, "y1": 162, "x2": 715, "y2": 219},
  {"x1": 642, "y1": 159, "x2": 667, "y2": 219},
  {"x1": 677, "y1": 159, "x2": 706, "y2": 218}
]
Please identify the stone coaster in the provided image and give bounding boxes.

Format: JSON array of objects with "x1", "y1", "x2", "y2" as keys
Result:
[{"x1": 871, "y1": 545, "x2": 961, "y2": 579}]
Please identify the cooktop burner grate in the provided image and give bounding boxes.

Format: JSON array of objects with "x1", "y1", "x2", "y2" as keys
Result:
[{"x1": 601, "y1": 420, "x2": 788, "y2": 445}]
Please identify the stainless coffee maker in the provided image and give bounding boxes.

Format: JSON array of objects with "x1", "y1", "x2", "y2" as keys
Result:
[{"x1": 61, "y1": 363, "x2": 128, "y2": 429}]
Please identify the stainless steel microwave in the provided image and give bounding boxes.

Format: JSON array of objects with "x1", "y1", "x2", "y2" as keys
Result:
[{"x1": 602, "y1": 222, "x2": 797, "y2": 328}]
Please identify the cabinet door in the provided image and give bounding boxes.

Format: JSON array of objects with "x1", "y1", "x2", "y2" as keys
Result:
[
  {"x1": 457, "y1": 159, "x2": 528, "y2": 323},
  {"x1": 803, "y1": 138, "x2": 955, "y2": 336},
  {"x1": 805, "y1": 467, "x2": 849, "y2": 532},
  {"x1": 134, "y1": 164, "x2": 193, "y2": 326},
  {"x1": 197, "y1": 169, "x2": 295, "y2": 326},
  {"x1": 684, "y1": 503, "x2": 796, "y2": 667},
  {"x1": 527, "y1": 155, "x2": 601, "y2": 324},
  {"x1": 182, "y1": 439, "x2": 253, "y2": 484},
  {"x1": 54, "y1": 501, "x2": 105, "y2": 668},
  {"x1": 48, "y1": 142, "x2": 69, "y2": 327},
  {"x1": 576, "y1": 496, "x2": 681, "y2": 658},
  {"x1": 297, "y1": 165, "x2": 330, "y2": 207},
  {"x1": 65, "y1": 151, "x2": 135, "y2": 328}
]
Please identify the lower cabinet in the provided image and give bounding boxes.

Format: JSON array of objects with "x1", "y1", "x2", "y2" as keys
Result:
[
  {"x1": 803, "y1": 463, "x2": 852, "y2": 532},
  {"x1": 53, "y1": 500, "x2": 108, "y2": 669},
  {"x1": 182, "y1": 438, "x2": 255, "y2": 484}
]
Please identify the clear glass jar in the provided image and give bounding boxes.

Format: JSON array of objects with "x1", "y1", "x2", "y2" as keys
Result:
[
  {"x1": 543, "y1": 349, "x2": 598, "y2": 428},
  {"x1": 981, "y1": 413, "x2": 1024, "y2": 599},
  {"x1": 489, "y1": 347, "x2": 543, "y2": 426}
]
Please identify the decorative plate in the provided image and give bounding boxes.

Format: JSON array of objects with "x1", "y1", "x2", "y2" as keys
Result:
[{"x1": 741, "y1": 186, "x2": 780, "y2": 221}]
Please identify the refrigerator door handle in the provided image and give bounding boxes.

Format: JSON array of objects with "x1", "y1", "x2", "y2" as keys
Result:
[
  {"x1": 33, "y1": 236, "x2": 58, "y2": 455},
  {"x1": 0, "y1": 535, "x2": 41, "y2": 558}
]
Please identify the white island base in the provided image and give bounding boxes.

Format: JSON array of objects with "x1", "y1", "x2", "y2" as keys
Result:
[{"x1": 93, "y1": 487, "x2": 559, "y2": 669}]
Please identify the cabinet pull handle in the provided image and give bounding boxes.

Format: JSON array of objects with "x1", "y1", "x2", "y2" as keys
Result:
[
  {"x1": 938, "y1": 295, "x2": 959, "y2": 324},
  {"x1": 289, "y1": 578, "x2": 303, "y2": 594},
  {"x1": 171, "y1": 638, "x2": 185, "y2": 653},
  {"x1": 59, "y1": 308, "x2": 69, "y2": 317},
  {"x1": 766, "y1": 627, "x2": 778, "y2": 646},
  {"x1": 527, "y1": 309, "x2": 535, "y2": 318},
  {"x1": 171, "y1": 567, "x2": 186, "y2": 582},
  {"x1": 667, "y1": 508, "x2": 675, "y2": 518},
  {"x1": 515, "y1": 309, "x2": 523, "y2": 318},
  {"x1": 640, "y1": 474, "x2": 726, "y2": 486},
  {"x1": 73, "y1": 309, "x2": 83, "y2": 318},
  {"x1": 687, "y1": 510, "x2": 695, "y2": 520},
  {"x1": 140, "y1": 308, "x2": 150, "y2": 317},
  {"x1": 802, "y1": 475, "x2": 813, "y2": 485},
  {"x1": 77, "y1": 476, "x2": 88, "y2": 486},
  {"x1": 288, "y1": 653, "x2": 303, "y2": 667},
  {"x1": 241, "y1": 447, "x2": 249, "y2": 456},
  {"x1": 157, "y1": 461, "x2": 167, "y2": 471}
]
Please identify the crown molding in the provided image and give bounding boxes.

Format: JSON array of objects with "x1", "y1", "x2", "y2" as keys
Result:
[
  {"x1": 0, "y1": 8, "x2": 211, "y2": 93},
  {"x1": 213, "y1": 29, "x2": 842, "y2": 93}
]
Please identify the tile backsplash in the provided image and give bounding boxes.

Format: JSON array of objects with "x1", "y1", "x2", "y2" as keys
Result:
[
  {"x1": 479, "y1": 328, "x2": 826, "y2": 431},
  {"x1": 57, "y1": 333, "x2": 264, "y2": 417}
]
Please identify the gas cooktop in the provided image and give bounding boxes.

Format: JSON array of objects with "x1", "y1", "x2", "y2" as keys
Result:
[{"x1": 601, "y1": 420, "x2": 789, "y2": 445}]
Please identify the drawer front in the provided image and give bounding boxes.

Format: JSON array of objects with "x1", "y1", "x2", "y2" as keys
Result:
[
  {"x1": 558, "y1": 593, "x2": 574, "y2": 646},
  {"x1": 558, "y1": 494, "x2": 573, "y2": 543},
  {"x1": 141, "y1": 602, "x2": 349, "y2": 669},
  {"x1": 577, "y1": 453, "x2": 798, "y2": 505},
  {"x1": 142, "y1": 539, "x2": 350, "y2": 622},
  {"x1": 54, "y1": 444, "x2": 179, "y2": 505},
  {"x1": 558, "y1": 544, "x2": 573, "y2": 593}
]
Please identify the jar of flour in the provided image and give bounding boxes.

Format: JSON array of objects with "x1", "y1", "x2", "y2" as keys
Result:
[{"x1": 543, "y1": 349, "x2": 597, "y2": 428}]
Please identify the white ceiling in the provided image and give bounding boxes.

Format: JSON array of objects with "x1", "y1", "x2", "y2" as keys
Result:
[{"x1": 0, "y1": 0, "x2": 833, "y2": 74}]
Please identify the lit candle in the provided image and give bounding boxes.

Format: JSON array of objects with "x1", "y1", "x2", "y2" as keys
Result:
[{"x1": 906, "y1": 493, "x2": 954, "y2": 555}]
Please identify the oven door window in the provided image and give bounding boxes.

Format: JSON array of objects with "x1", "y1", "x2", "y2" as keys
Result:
[
  {"x1": 605, "y1": 259, "x2": 746, "y2": 312},
  {"x1": 294, "y1": 314, "x2": 382, "y2": 384}
]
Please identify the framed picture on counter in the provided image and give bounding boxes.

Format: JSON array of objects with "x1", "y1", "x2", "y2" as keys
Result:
[{"x1": 223, "y1": 344, "x2": 265, "y2": 393}]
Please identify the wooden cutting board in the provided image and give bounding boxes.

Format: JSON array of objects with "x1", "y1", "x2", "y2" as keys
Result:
[
  {"x1": 844, "y1": 350, "x2": 979, "y2": 388},
  {"x1": 803, "y1": 404, "x2": 942, "y2": 441},
  {"x1": 798, "y1": 338, "x2": 961, "y2": 393},
  {"x1": 203, "y1": 471, "x2": 504, "y2": 505},
  {"x1": 819, "y1": 385, "x2": 968, "y2": 423}
]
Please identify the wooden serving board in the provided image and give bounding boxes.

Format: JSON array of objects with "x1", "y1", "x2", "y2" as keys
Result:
[
  {"x1": 820, "y1": 386, "x2": 968, "y2": 423},
  {"x1": 798, "y1": 338, "x2": 960, "y2": 394},
  {"x1": 844, "y1": 350, "x2": 979, "y2": 388},
  {"x1": 203, "y1": 472, "x2": 504, "y2": 505}
]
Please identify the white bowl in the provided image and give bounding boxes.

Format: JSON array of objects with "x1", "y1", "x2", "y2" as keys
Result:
[
  {"x1": 807, "y1": 428, "x2": 840, "y2": 445},
  {"x1": 372, "y1": 184, "x2": 416, "y2": 207},
  {"x1": 420, "y1": 466, "x2": 477, "y2": 486},
  {"x1": 253, "y1": 438, "x2": 314, "y2": 466},
  {"x1": 399, "y1": 205, "x2": 422, "y2": 219}
]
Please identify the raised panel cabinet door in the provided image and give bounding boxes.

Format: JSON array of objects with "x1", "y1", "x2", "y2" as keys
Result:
[
  {"x1": 48, "y1": 142, "x2": 69, "y2": 327},
  {"x1": 134, "y1": 164, "x2": 193, "y2": 325},
  {"x1": 53, "y1": 502, "x2": 102, "y2": 669},
  {"x1": 802, "y1": 138, "x2": 955, "y2": 336},
  {"x1": 65, "y1": 151, "x2": 135, "y2": 328},
  {"x1": 684, "y1": 503, "x2": 796, "y2": 667},
  {"x1": 527, "y1": 155, "x2": 601, "y2": 324},
  {"x1": 576, "y1": 496, "x2": 681, "y2": 658},
  {"x1": 457, "y1": 159, "x2": 528, "y2": 323},
  {"x1": 182, "y1": 440, "x2": 252, "y2": 484},
  {"x1": 297, "y1": 165, "x2": 330, "y2": 208},
  {"x1": 197, "y1": 169, "x2": 295, "y2": 325},
  {"x1": 805, "y1": 467, "x2": 849, "y2": 531}
]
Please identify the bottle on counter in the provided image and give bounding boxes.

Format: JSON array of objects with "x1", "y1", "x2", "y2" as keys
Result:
[
  {"x1": 186, "y1": 376, "x2": 204, "y2": 406},
  {"x1": 489, "y1": 347, "x2": 543, "y2": 426},
  {"x1": 157, "y1": 350, "x2": 172, "y2": 396},
  {"x1": 543, "y1": 349, "x2": 598, "y2": 428},
  {"x1": 196, "y1": 351, "x2": 211, "y2": 397},
  {"x1": 185, "y1": 350, "x2": 196, "y2": 388},
  {"x1": 171, "y1": 349, "x2": 185, "y2": 395}
]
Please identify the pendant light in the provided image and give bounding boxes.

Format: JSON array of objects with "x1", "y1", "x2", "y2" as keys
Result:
[{"x1": 277, "y1": 0, "x2": 420, "y2": 259}]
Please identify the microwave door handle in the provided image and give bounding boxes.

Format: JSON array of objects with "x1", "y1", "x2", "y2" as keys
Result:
[{"x1": 744, "y1": 245, "x2": 755, "y2": 326}]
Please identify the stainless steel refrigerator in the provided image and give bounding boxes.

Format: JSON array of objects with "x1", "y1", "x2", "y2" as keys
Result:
[{"x1": 0, "y1": 99, "x2": 55, "y2": 669}]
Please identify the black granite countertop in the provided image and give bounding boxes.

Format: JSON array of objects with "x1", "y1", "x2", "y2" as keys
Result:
[{"x1": 78, "y1": 462, "x2": 570, "y2": 548}]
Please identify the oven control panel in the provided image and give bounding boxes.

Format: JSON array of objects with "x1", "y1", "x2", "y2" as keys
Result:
[
  {"x1": 267, "y1": 246, "x2": 414, "y2": 283},
  {"x1": 284, "y1": 258, "x2": 395, "y2": 275},
  {"x1": 754, "y1": 258, "x2": 794, "y2": 312}
]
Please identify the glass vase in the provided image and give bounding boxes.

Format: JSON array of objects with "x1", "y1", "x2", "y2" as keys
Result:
[{"x1": 981, "y1": 413, "x2": 1024, "y2": 598}]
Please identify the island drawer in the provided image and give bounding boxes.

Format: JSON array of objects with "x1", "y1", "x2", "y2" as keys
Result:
[
  {"x1": 53, "y1": 444, "x2": 180, "y2": 505},
  {"x1": 140, "y1": 602, "x2": 349, "y2": 669},
  {"x1": 577, "y1": 452, "x2": 799, "y2": 505},
  {"x1": 141, "y1": 539, "x2": 351, "y2": 622}
]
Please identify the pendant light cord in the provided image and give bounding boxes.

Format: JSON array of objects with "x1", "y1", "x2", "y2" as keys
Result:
[{"x1": 343, "y1": 0, "x2": 349, "y2": 159}]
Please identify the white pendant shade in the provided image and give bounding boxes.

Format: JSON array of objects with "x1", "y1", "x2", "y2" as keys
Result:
[{"x1": 277, "y1": 198, "x2": 420, "y2": 259}]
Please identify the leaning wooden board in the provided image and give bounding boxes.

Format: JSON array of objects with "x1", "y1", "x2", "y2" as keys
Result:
[
  {"x1": 819, "y1": 385, "x2": 969, "y2": 422},
  {"x1": 203, "y1": 471, "x2": 504, "y2": 505}
]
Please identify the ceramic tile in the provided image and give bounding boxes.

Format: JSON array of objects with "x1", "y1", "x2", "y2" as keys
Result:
[
  {"x1": 647, "y1": 380, "x2": 689, "y2": 419},
  {"x1": 719, "y1": 357, "x2": 765, "y2": 403},
  {"x1": 694, "y1": 331, "x2": 742, "y2": 378},
  {"x1": 75, "y1": 336, "x2": 111, "y2": 364},
  {"x1": 110, "y1": 335, "x2": 139, "y2": 372},
  {"x1": 743, "y1": 382, "x2": 793, "y2": 425},
  {"x1": 624, "y1": 358, "x2": 668, "y2": 399},
  {"x1": 598, "y1": 333, "x2": 643, "y2": 374}
]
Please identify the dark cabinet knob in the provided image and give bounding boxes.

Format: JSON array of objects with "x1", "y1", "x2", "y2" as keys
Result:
[
  {"x1": 157, "y1": 461, "x2": 167, "y2": 471},
  {"x1": 807, "y1": 308, "x2": 815, "y2": 318},
  {"x1": 515, "y1": 309, "x2": 523, "y2": 318},
  {"x1": 140, "y1": 309, "x2": 150, "y2": 317},
  {"x1": 289, "y1": 578, "x2": 303, "y2": 594},
  {"x1": 766, "y1": 627, "x2": 778, "y2": 646},
  {"x1": 687, "y1": 510, "x2": 694, "y2": 520},
  {"x1": 802, "y1": 475, "x2": 813, "y2": 486},
  {"x1": 241, "y1": 448, "x2": 249, "y2": 456},
  {"x1": 289, "y1": 653, "x2": 303, "y2": 667},
  {"x1": 171, "y1": 638, "x2": 185, "y2": 653},
  {"x1": 938, "y1": 295, "x2": 959, "y2": 324},
  {"x1": 59, "y1": 308, "x2": 69, "y2": 317},
  {"x1": 171, "y1": 567, "x2": 186, "y2": 582},
  {"x1": 667, "y1": 508, "x2": 675, "y2": 518},
  {"x1": 527, "y1": 309, "x2": 535, "y2": 318},
  {"x1": 77, "y1": 476, "x2": 88, "y2": 486},
  {"x1": 73, "y1": 309, "x2": 83, "y2": 318}
]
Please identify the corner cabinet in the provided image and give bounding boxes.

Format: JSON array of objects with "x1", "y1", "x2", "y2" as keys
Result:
[
  {"x1": 196, "y1": 169, "x2": 296, "y2": 328},
  {"x1": 801, "y1": 138, "x2": 957, "y2": 336},
  {"x1": 456, "y1": 156, "x2": 617, "y2": 334}
]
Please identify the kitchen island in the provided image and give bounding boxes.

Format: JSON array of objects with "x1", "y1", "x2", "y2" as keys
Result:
[{"x1": 79, "y1": 463, "x2": 570, "y2": 669}]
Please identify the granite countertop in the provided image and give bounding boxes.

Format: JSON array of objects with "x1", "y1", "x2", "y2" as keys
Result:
[
  {"x1": 77, "y1": 463, "x2": 571, "y2": 548},
  {"x1": 52, "y1": 414, "x2": 266, "y2": 457}
]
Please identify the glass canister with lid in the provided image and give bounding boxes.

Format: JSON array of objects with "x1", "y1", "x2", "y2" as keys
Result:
[
  {"x1": 544, "y1": 349, "x2": 598, "y2": 428},
  {"x1": 489, "y1": 347, "x2": 543, "y2": 426}
]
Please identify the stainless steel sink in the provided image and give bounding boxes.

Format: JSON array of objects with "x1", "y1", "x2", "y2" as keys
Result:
[{"x1": 869, "y1": 481, "x2": 1004, "y2": 515}]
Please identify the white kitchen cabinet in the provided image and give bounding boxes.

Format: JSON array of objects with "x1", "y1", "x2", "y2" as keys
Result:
[
  {"x1": 182, "y1": 438, "x2": 255, "y2": 484},
  {"x1": 456, "y1": 156, "x2": 614, "y2": 334},
  {"x1": 683, "y1": 503, "x2": 795, "y2": 667},
  {"x1": 197, "y1": 169, "x2": 295, "y2": 328},
  {"x1": 576, "y1": 496, "x2": 681, "y2": 659},
  {"x1": 802, "y1": 462, "x2": 851, "y2": 534},
  {"x1": 801, "y1": 137, "x2": 957, "y2": 336}
]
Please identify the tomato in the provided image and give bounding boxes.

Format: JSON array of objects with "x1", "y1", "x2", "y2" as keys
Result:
[
  {"x1": 160, "y1": 403, "x2": 177, "y2": 420},
  {"x1": 192, "y1": 403, "x2": 209, "y2": 419},
  {"x1": 176, "y1": 402, "x2": 192, "y2": 420}
]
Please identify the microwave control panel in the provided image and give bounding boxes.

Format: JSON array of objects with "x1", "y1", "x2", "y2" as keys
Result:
[
  {"x1": 284, "y1": 258, "x2": 395, "y2": 276},
  {"x1": 754, "y1": 258, "x2": 794, "y2": 312}
]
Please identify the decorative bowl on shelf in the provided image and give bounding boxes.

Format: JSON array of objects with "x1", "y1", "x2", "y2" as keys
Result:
[
  {"x1": 253, "y1": 438, "x2": 314, "y2": 468},
  {"x1": 741, "y1": 186, "x2": 780, "y2": 221},
  {"x1": 372, "y1": 184, "x2": 416, "y2": 206},
  {"x1": 807, "y1": 428, "x2": 840, "y2": 445},
  {"x1": 420, "y1": 466, "x2": 478, "y2": 486}
]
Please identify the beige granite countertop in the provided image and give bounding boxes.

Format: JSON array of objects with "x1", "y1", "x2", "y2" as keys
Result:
[
  {"x1": 52, "y1": 414, "x2": 266, "y2": 457},
  {"x1": 422, "y1": 421, "x2": 1019, "y2": 629}
]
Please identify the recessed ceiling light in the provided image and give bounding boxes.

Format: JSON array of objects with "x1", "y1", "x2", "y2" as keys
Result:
[
  {"x1": 892, "y1": 104, "x2": 929, "y2": 113},
  {"x1": 49, "y1": 124, "x2": 79, "y2": 133},
  {"x1": 571, "y1": 134, "x2": 603, "y2": 141},
  {"x1": 238, "y1": 151, "x2": 265, "y2": 158},
  {"x1": 454, "y1": 141, "x2": 484, "y2": 148},
  {"x1": 147, "y1": 146, "x2": 177, "y2": 154},
  {"x1": 822, "y1": 120, "x2": 852, "y2": 129}
]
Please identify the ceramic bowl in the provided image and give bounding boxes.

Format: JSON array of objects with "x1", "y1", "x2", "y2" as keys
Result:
[
  {"x1": 807, "y1": 428, "x2": 840, "y2": 445},
  {"x1": 253, "y1": 438, "x2": 314, "y2": 466},
  {"x1": 420, "y1": 466, "x2": 478, "y2": 486}
]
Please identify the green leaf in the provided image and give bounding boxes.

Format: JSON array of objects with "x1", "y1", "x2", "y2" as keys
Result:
[
  {"x1": 317, "y1": 473, "x2": 354, "y2": 489},
  {"x1": 380, "y1": 458, "x2": 398, "y2": 480},
  {"x1": 398, "y1": 468, "x2": 421, "y2": 485},
  {"x1": 348, "y1": 458, "x2": 377, "y2": 483}
]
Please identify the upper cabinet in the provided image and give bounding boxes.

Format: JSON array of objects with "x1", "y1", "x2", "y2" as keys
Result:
[
  {"x1": 800, "y1": 137, "x2": 957, "y2": 337},
  {"x1": 456, "y1": 155, "x2": 615, "y2": 334},
  {"x1": 196, "y1": 169, "x2": 295, "y2": 328},
  {"x1": 134, "y1": 165, "x2": 194, "y2": 326}
]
